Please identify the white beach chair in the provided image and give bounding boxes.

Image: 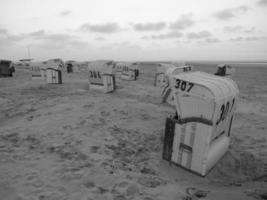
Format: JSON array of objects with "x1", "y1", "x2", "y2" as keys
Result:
[{"x1": 163, "y1": 71, "x2": 239, "y2": 176}]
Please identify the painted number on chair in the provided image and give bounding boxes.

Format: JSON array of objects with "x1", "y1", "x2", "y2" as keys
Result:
[
  {"x1": 216, "y1": 98, "x2": 235, "y2": 125},
  {"x1": 122, "y1": 66, "x2": 129, "y2": 72},
  {"x1": 175, "y1": 79, "x2": 194, "y2": 92},
  {"x1": 183, "y1": 66, "x2": 191, "y2": 72},
  {"x1": 89, "y1": 71, "x2": 102, "y2": 79}
]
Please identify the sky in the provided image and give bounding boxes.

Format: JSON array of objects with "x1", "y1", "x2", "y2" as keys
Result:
[{"x1": 0, "y1": 0, "x2": 267, "y2": 61}]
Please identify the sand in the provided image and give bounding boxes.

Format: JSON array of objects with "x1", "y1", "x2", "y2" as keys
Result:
[{"x1": 0, "y1": 63, "x2": 266, "y2": 200}]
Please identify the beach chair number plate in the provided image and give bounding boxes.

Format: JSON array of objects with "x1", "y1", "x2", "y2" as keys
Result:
[
  {"x1": 183, "y1": 66, "x2": 192, "y2": 72},
  {"x1": 175, "y1": 79, "x2": 194, "y2": 92},
  {"x1": 89, "y1": 70, "x2": 103, "y2": 85},
  {"x1": 89, "y1": 70, "x2": 102, "y2": 79},
  {"x1": 32, "y1": 66, "x2": 40, "y2": 71},
  {"x1": 122, "y1": 66, "x2": 129, "y2": 71},
  {"x1": 216, "y1": 98, "x2": 235, "y2": 126}
]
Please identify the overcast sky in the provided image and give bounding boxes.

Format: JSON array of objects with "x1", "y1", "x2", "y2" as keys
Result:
[{"x1": 0, "y1": 0, "x2": 267, "y2": 61}]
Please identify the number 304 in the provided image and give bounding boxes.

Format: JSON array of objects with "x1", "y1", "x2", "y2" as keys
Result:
[
  {"x1": 90, "y1": 71, "x2": 101, "y2": 79},
  {"x1": 216, "y1": 98, "x2": 235, "y2": 125},
  {"x1": 175, "y1": 79, "x2": 194, "y2": 92}
]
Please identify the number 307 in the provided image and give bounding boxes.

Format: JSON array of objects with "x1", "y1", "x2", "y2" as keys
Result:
[{"x1": 175, "y1": 79, "x2": 194, "y2": 92}]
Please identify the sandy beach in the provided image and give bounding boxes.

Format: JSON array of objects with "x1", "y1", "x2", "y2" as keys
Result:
[{"x1": 0, "y1": 63, "x2": 266, "y2": 200}]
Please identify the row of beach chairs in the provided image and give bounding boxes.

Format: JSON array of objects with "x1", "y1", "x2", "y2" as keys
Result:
[{"x1": 1, "y1": 58, "x2": 239, "y2": 176}]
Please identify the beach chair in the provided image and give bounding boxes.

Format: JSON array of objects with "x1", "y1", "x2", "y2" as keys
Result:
[
  {"x1": 162, "y1": 71, "x2": 239, "y2": 176},
  {"x1": 88, "y1": 60, "x2": 116, "y2": 93},
  {"x1": 46, "y1": 67, "x2": 62, "y2": 84},
  {"x1": 0, "y1": 60, "x2": 14, "y2": 77}
]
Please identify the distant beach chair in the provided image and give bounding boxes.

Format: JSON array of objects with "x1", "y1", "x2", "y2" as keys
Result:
[
  {"x1": 31, "y1": 59, "x2": 64, "y2": 83},
  {"x1": 65, "y1": 60, "x2": 80, "y2": 73},
  {"x1": 46, "y1": 67, "x2": 62, "y2": 84},
  {"x1": 30, "y1": 61, "x2": 47, "y2": 80},
  {"x1": 118, "y1": 62, "x2": 139, "y2": 81},
  {"x1": 154, "y1": 63, "x2": 175, "y2": 87},
  {"x1": 88, "y1": 60, "x2": 116, "y2": 93},
  {"x1": 215, "y1": 64, "x2": 235, "y2": 76},
  {"x1": 0, "y1": 60, "x2": 14, "y2": 77}
]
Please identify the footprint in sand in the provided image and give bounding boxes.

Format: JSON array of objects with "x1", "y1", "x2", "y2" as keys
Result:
[
  {"x1": 83, "y1": 181, "x2": 110, "y2": 197},
  {"x1": 83, "y1": 104, "x2": 94, "y2": 108},
  {"x1": 100, "y1": 111, "x2": 110, "y2": 117},
  {"x1": 111, "y1": 181, "x2": 139, "y2": 198},
  {"x1": 78, "y1": 120, "x2": 87, "y2": 126},
  {"x1": 137, "y1": 175, "x2": 167, "y2": 188},
  {"x1": 37, "y1": 190, "x2": 68, "y2": 200},
  {"x1": 27, "y1": 115, "x2": 34, "y2": 121},
  {"x1": 84, "y1": 181, "x2": 96, "y2": 189},
  {"x1": 140, "y1": 113, "x2": 151, "y2": 120},
  {"x1": 0, "y1": 183, "x2": 25, "y2": 200},
  {"x1": 91, "y1": 117, "x2": 107, "y2": 128},
  {"x1": 90, "y1": 145, "x2": 100, "y2": 153},
  {"x1": 185, "y1": 187, "x2": 210, "y2": 199},
  {"x1": 25, "y1": 171, "x2": 45, "y2": 188}
]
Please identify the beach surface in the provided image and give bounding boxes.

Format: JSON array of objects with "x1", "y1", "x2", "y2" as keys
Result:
[{"x1": 0, "y1": 63, "x2": 266, "y2": 200}]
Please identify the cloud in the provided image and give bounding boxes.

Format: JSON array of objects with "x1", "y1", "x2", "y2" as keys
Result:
[
  {"x1": 95, "y1": 37, "x2": 105, "y2": 41},
  {"x1": 112, "y1": 42, "x2": 141, "y2": 49},
  {"x1": 223, "y1": 25, "x2": 243, "y2": 32},
  {"x1": 65, "y1": 40, "x2": 89, "y2": 48},
  {"x1": 229, "y1": 36, "x2": 243, "y2": 42},
  {"x1": 229, "y1": 36, "x2": 267, "y2": 42},
  {"x1": 0, "y1": 29, "x2": 89, "y2": 49},
  {"x1": 214, "y1": 6, "x2": 250, "y2": 20},
  {"x1": 223, "y1": 26, "x2": 256, "y2": 33},
  {"x1": 0, "y1": 28, "x2": 8, "y2": 35},
  {"x1": 142, "y1": 31, "x2": 183, "y2": 39},
  {"x1": 0, "y1": 29, "x2": 46, "y2": 43},
  {"x1": 177, "y1": 40, "x2": 192, "y2": 44},
  {"x1": 32, "y1": 37, "x2": 89, "y2": 49},
  {"x1": 245, "y1": 36, "x2": 267, "y2": 41},
  {"x1": 0, "y1": 29, "x2": 24, "y2": 45},
  {"x1": 0, "y1": 35, "x2": 22, "y2": 46},
  {"x1": 205, "y1": 38, "x2": 221, "y2": 43},
  {"x1": 0, "y1": 39, "x2": 11, "y2": 46},
  {"x1": 80, "y1": 23, "x2": 120, "y2": 33},
  {"x1": 42, "y1": 33, "x2": 73, "y2": 41},
  {"x1": 60, "y1": 10, "x2": 72, "y2": 16},
  {"x1": 28, "y1": 30, "x2": 46, "y2": 37},
  {"x1": 194, "y1": 38, "x2": 221, "y2": 46},
  {"x1": 243, "y1": 27, "x2": 256, "y2": 33},
  {"x1": 257, "y1": 0, "x2": 267, "y2": 6},
  {"x1": 100, "y1": 42, "x2": 141, "y2": 52},
  {"x1": 170, "y1": 14, "x2": 195, "y2": 30},
  {"x1": 29, "y1": 32, "x2": 89, "y2": 49},
  {"x1": 17, "y1": 29, "x2": 73, "y2": 42},
  {"x1": 133, "y1": 22, "x2": 166, "y2": 31},
  {"x1": 186, "y1": 30, "x2": 212, "y2": 39}
]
